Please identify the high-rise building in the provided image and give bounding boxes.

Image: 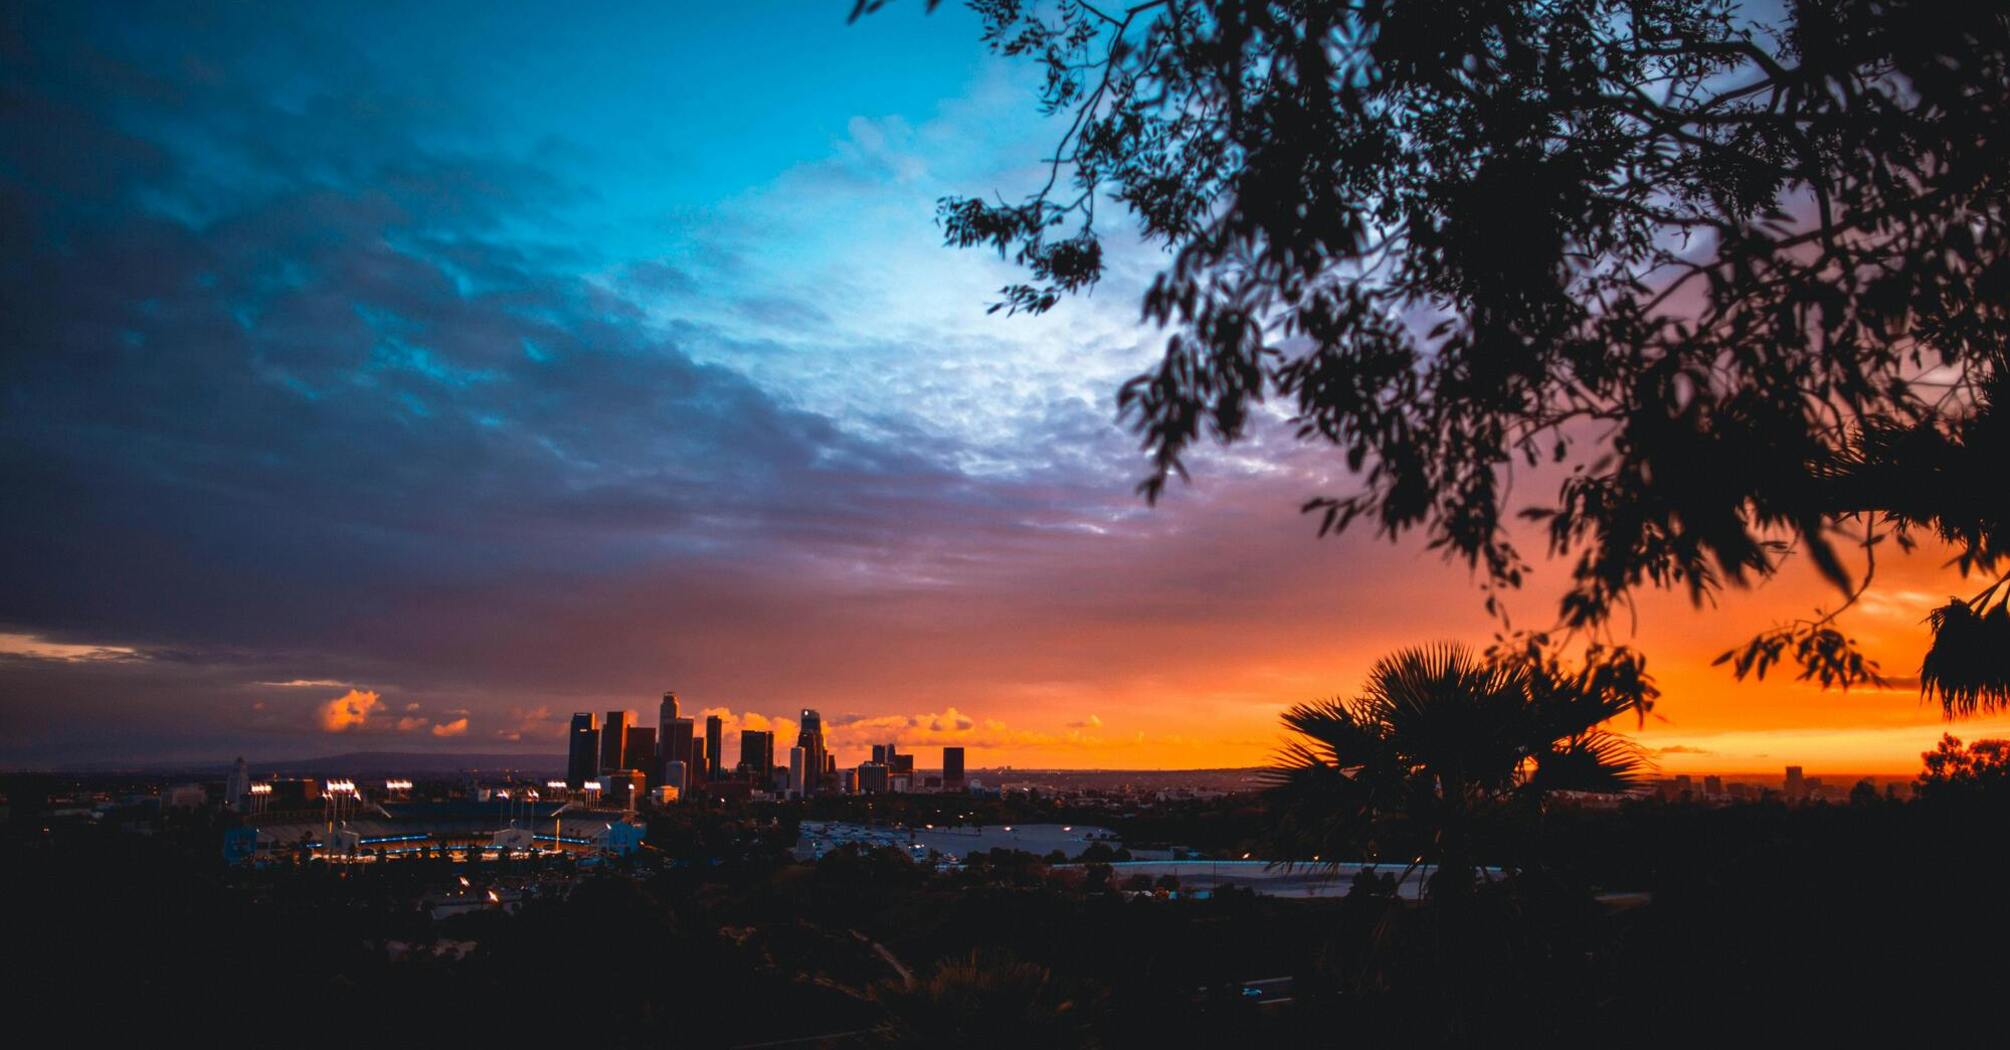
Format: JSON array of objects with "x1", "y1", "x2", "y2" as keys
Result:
[
  {"x1": 858, "y1": 762, "x2": 889, "y2": 794},
  {"x1": 705, "y1": 715, "x2": 724, "y2": 781},
  {"x1": 601, "y1": 710, "x2": 633, "y2": 772},
  {"x1": 740, "y1": 729, "x2": 775, "y2": 781},
  {"x1": 797, "y1": 709, "x2": 827, "y2": 795},
  {"x1": 943, "y1": 747, "x2": 965, "y2": 790},
  {"x1": 626, "y1": 727, "x2": 657, "y2": 780},
  {"x1": 225, "y1": 756, "x2": 250, "y2": 812},
  {"x1": 567, "y1": 713, "x2": 600, "y2": 788},
  {"x1": 1703, "y1": 775, "x2": 1723, "y2": 796},
  {"x1": 666, "y1": 717, "x2": 695, "y2": 785},
  {"x1": 788, "y1": 746, "x2": 807, "y2": 797},
  {"x1": 1784, "y1": 765, "x2": 1806, "y2": 801},
  {"x1": 691, "y1": 738, "x2": 707, "y2": 788},
  {"x1": 659, "y1": 691, "x2": 680, "y2": 747},
  {"x1": 871, "y1": 744, "x2": 889, "y2": 766}
]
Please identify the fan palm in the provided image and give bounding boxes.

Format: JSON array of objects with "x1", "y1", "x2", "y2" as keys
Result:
[{"x1": 1267, "y1": 643, "x2": 1644, "y2": 897}]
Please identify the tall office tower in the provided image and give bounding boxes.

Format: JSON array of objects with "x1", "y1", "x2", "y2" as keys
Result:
[
  {"x1": 797, "y1": 709, "x2": 827, "y2": 795},
  {"x1": 225, "y1": 756, "x2": 251, "y2": 812},
  {"x1": 659, "y1": 691, "x2": 680, "y2": 747},
  {"x1": 942, "y1": 746, "x2": 966, "y2": 790},
  {"x1": 858, "y1": 762, "x2": 889, "y2": 794},
  {"x1": 740, "y1": 729, "x2": 775, "y2": 781},
  {"x1": 705, "y1": 715, "x2": 724, "y2": 781},
  {"x1": 890, "y1": 751, "x2": 914, "y2": 776},
  {"x1": 567, "y1": 713, "x2": 600, "y2": 788},
  {"x1": 626, "y1": 727, "x2": 658, "y2": 783},
  {"x1": 690, "y1": 738, "x2": 708, "y2": 788},
  {"x1": 871, "y1": 744, "x2": 889, "y2": 766},
  {"x1": 788, "y1": 746, "x2": 807, "y2": 797},
  {"x1": 664, "y1": 760, "x2": 688, "y2": 797},
  {"x1": 601, "y1": 710, "x2": 632, "y2": 771},
  {"x1": 666, "y1": 717, "x2": 695, "y2": 784},
  {"x1": 1784, "y1": 765, "x2": 1806, "y2": 801}
]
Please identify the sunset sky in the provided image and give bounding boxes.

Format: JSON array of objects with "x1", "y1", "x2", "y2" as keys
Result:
[{"x1": 3, "y1": 1, "x2": 2002, "y2": 773}]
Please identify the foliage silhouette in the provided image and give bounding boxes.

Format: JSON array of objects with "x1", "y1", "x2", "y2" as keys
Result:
[
  {"x1": 869, "y1": 0, "x2": 2010, "y2": 711},
  {"x1": 1266, "y1": 642, "x2": 1643, "y2": 896}
]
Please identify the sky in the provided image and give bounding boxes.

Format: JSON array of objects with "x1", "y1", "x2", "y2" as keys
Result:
[{"x1": 3, "y1": 0, "x2": 2002, "y2": 774}]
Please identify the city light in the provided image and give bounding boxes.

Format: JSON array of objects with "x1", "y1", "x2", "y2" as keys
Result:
[{"x1": 385, "y1": 779, "x2": 413, "y2": 791}]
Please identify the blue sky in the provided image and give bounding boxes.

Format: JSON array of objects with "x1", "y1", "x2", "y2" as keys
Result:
[{"x1": 5, "y1": 0, "x2": 1982, "y2": 772}]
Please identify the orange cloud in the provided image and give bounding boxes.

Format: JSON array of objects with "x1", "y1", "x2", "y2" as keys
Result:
[
  {"x1": 318, "y1": 689, "x2": 382, "y2": 733},
  {"x1": 431, "y1": 717, "x2": 469, "y2": 738}
]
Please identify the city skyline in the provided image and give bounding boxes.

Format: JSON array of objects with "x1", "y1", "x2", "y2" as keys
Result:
[{"x1": 3, "y1": 1, "x2": 2004, "y2": 774}]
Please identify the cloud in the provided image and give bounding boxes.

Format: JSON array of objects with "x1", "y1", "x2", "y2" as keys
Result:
[
  {"x1": 929, "y1": 708, "x2": 977, "y2": 733},
  {"x1": 318, "y1": 689, "x2": 383, "y2": 733},
  {"x1": 431, "y1": 717, "x2": 469, "y2": 738},
  {"x1": 1655, "y1": 745, "x2": 1715, "y2": 756},
  {"x1": 0, "y1": 632, "x2": 140, "y2": 663},
  {"x1": 1066, "y1": 714, "x2": 1103, "y2": 728}
]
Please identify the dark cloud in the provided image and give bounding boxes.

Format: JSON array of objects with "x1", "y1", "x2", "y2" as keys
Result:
[{"x1": 0, "y1": 2, "x2": 1510, "y2": 770}]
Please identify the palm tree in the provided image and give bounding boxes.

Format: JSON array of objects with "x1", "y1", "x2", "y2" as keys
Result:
[{"x1": 1266, "y1": 643, "x2": 1644, "y2": 898}]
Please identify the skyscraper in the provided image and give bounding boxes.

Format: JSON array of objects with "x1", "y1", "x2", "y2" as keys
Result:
[
  {"x1": 942, "y1": 746, "x2": 965, "y2": 790},
  {"x1": 626, "y1": 727, "x2": 657, "y2": 782},
  {"x1": 601, "y1": 710, "x2": 632, "y2": 771},
  {"x1": 567, "y1": 713, "x2": 600, "y2": 788},
  {"x1": 691, "y1": 738, "x2": 707, "y2": 789},
  {"x1": 797, "y1": 709, "x2": 827, "y2": 795},
  {"x1": 659, "y1": 690, "x2": 680, "y2": 746},
  {"x1": 788, "y1": 746, "x2": 807, "y2": 798},
  {"x1": 1785, "y1": 765, "x2": 1806, "y2": 801},
  {"x1": 705, "y1": 714, "x2": 724, "y2": 781},
  {"x1": 740, "y1": 729, "x2": 774, "y2": 782},
  {"x1": 666, "y1": 717, "x2": 695, "y2": 786}
]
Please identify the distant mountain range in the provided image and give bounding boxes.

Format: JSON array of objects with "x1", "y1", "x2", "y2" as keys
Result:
[{"x1": 23, "y1": 750, "x2": 565, "y2": 777}]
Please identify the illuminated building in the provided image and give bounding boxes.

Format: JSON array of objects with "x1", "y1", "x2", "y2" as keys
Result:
[
  {"x1": 705, "y1": 714, "x2": 724, "y2": 781},
  {"x1": 567, "y1": 712, "x2": 599, "y2": 788}
]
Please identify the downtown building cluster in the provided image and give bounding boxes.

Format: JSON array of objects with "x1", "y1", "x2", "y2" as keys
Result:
[{"x1": 565, "y1": 692, "x2": 968, "y2": 806}]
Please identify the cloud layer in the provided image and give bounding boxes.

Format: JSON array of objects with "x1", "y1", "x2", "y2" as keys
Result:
[{"x1": 1, "y1": 2, "x2": 1992, "y2": 774}]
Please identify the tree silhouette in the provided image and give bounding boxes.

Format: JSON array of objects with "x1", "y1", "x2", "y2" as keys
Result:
[
  {"x1": 865, "y1": 0, "x2": 2010, "y2": 709},
  {"x1": 1267, "y1": 642, "x2": 1643, "y2": 896},
  {"x1": 872, "y1": 951, "x2": 1099, "y2": 1048}
]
